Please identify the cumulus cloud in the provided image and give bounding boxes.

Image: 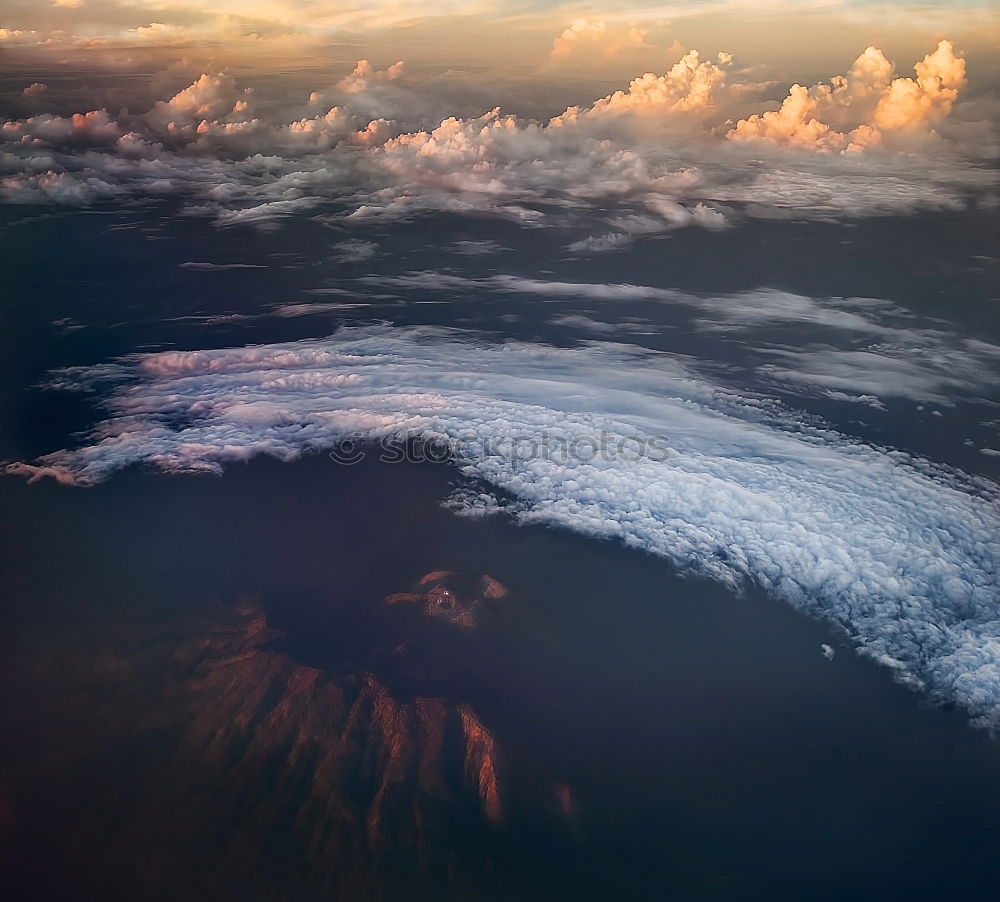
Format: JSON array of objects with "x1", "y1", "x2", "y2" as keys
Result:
[
  {"x1": 336, "y1": 59, "x2": 406, "y2": 94},
  {"x1": 729, "y1": 41, "x2": 967, "y2": 151},
  {"x1": 875, "y1": 40, "x2": 966, "y2": 131},
  {"x1": 0, "y1": 44, "x2": 992, "y2": 231},
  {"x1": 146, "y1": 72, "x2": 256, "y2": 143},
  {"x1": 550, "y1": 18, "x2": 612, "y2": 58},
  {"x1": 0, "y1": 170, "x2": 122, "y2": 204},
  {"x1": 2, "y1": 109, "x2": 122, "y2": 146},
  {"x1": 547, "y1": 18, "x2": 660, "y2": 69},
  {"x1": 304, "y1": 59, "x2": 432, "y2": 131},
  {"x1": 549, "y1": 49, "x2": 732, "y2": 132},
  {"x1": 7, "y1": 326, "x2": 1000, "y2": 729}
]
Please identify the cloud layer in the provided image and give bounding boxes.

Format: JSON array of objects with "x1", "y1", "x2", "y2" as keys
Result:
[
  {"x1": 1, "y1": 43, "x2": 993, "y2": 239},
  {"x1": 8, "y1": 327, "x2": 1000, "y2": 729},
  {"x1": 357, "y1": 272, "x2": 1000, "y2": 406}
]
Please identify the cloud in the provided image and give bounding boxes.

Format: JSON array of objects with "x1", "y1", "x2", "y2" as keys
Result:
[
  {"x1": 448, "y1": 239, "x2": 507, "y2": 256},
  {"x1": 874, "y1": 40, "x2": 966, "y2": 131},
  {"x1": 550, "y1": 18, "x2": 611, "y2": 59},
  {"x1": 336, "y1": 59, "x2": 406, "y2": 94},
  {"x1": 7, "y1": 325, "x2": 1000, "y2": 730},
  {"x1": 729, "y1": 41, "x2": 967, "y2": 151},
  {"x1": 0, "y1": 170, "x2": 122, "y2": 204},
  {"x1": 548, "y1": 313, "x2": 653, "y2": 334},
  {"x1": 757, "y1": 341, "x2": 1000, "y2": 406},
  {"x1": 146, "y1": 72, "x2": 255, "y2": 143},
  {"x1": 354, "y1": 272, "x2": 1000, "y2": 404},
  {"x1": 331, "y1": 238, "x2": 377, "y2": 262},
  {"x1": 0, "y1": 0, "x2": 509, "y2": 58},
  {"x1": 0, "y1": 45, "x2": 992, "y2": 231},
  {"x1": 2, "y1": 109, "x2": 122, "y2": 146},
  {"x1": 567, "y1": 231, "x2": 633, "y2": 252},
  {"x1": 210, "y1": 196, "x2": 321, "y2": 227},
  {"x1": 549, "y1": 49, "x2": 732, "y2": 132},
  {"x1": 547, "y1": 18, "x2": 660, "y2": 68}
]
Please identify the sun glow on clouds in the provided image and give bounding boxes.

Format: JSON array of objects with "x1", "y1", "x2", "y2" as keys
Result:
[
  {"x1": 731, "y1": 41, "x2": 968, "y2": 151},
  {"x1": 0, "y1": 42, "x2": 992, "y2": 237},
  {"x1": 4, "y1": 2, "x2": 996, "y2": 55},
  {"x1": 7, "y1": 327, "x2": 1000, "y2": 729},
  {"x1": 548, "y1": 17, "x2": 662, "y2": 67},
  {"x1": 4, "y1": 0, "x2": 503, "y2": 50}
]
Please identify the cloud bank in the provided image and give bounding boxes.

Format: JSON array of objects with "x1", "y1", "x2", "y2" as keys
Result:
[
  {"x1": 1, "y1": 43, "x2": 993, "y2": 238},
  {"x1": 7, "y1": 327, "x2": 1000, "y2": 729}
]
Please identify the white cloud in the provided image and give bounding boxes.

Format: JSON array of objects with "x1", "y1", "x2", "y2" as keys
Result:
[
  {"x1": 354, "y1": 273, "x2": 1000, "y2": 404},
  {"x1": 7, "y1": 326, "x2": 1000, "y2": 729},
  {"x1": 548, "y1": 313, "x2": 653, "y2": 334},
  {"x1": 757, "y1": 341, "x2": 1000, "y2": 406},
  {"x1": 567, "y1": 231, "x2": 634, "y2": 252}
]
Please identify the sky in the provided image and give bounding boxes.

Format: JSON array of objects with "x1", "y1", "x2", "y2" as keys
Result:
[{"x1": 1, "y1": 0, "x2": 997, "y2": 81}]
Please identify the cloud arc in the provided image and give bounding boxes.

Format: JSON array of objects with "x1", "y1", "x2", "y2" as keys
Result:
[{"x1": 8, "y1": 326, "x2": 1000, "y2": 727}]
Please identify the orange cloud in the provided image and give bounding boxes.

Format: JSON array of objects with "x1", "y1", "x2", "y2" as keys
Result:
[
  {"x1": 550, "y1": 49, "x2": 731, "y2": 128},
  {"x1": 874, "y1": 40, "x2": 966, "y2": 130},
  {"x1": 729, "y1": 41, "x2": 966, "y2": 151},
  {"x1": 147, "y1": 73, "x2": 255, "y2": 140}
]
